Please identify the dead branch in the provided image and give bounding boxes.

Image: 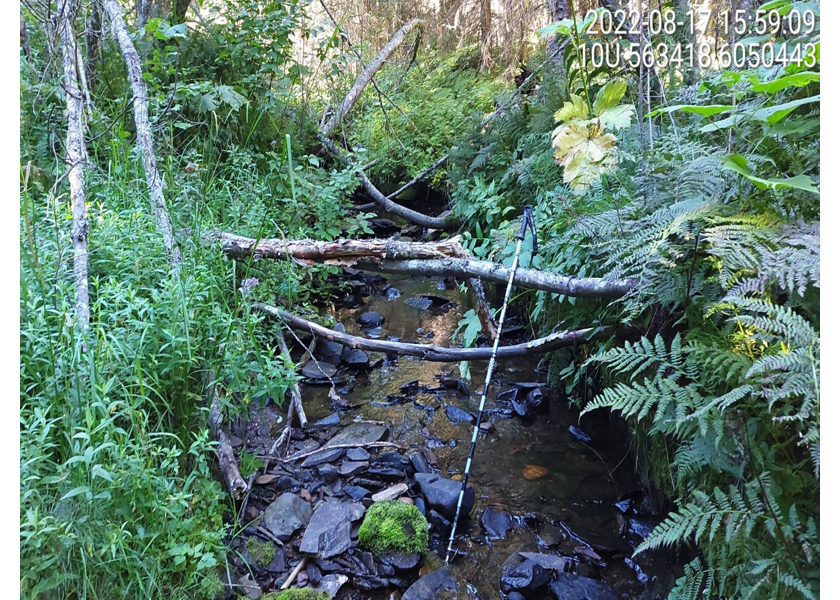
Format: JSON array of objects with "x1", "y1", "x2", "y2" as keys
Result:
[
  {"x1": 281, "y1": 441, "x2": 405, "y2": 463},
  {"x1": 318, "y1": 134, "x2": 459, "y2": 230},
  {"x1": 102, "y1": 0, "x2": 181, "y2": 267},
  {"x1": 206, "y1": 374, "x2": 248, "y2": 499},
  {"x1": 321, "y1": 19, "x2": 423, "y2": 137},
  {"x1": 255, "y1": 303, "x2": 612, "y2": 362},
  {"x1": 276, "y1": 330, "x2": 308, "y2": 428},
  {"x1": 58, "y1": 0, "x2": 90, "y2": 330}
]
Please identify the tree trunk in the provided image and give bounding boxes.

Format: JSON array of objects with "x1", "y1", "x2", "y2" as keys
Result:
[
  {"x1": 20, "y1": 12, "x2": 32, "y2": 60},
  {"x1": 321, "y1": 19, "x2": 423, "y2": 137},
  {"x1": 136, "y1": 0, "x2": 149, "y2": 27},
  {"x1": 255, "y1": 303, "x2": 612, "y2": 362},
  {"x1": 547, "y1": 0, "x2": 570, "y2": 60},
  {"x1": 479, "y1": 0, "x2": 493, "y2": 72},
  {"x1": 85, "y1": 1, "x2": 102, "y2": 87},
  {"x1": 206, "y1": 232, "x2": 636, "y2": 298},
  {"x1": 102, "y1": 0, "x2": 182, "y2": 268},
  {"x1": 174, "y1": 0, "x2": 190, "y2": 23},
  {"x1": 58, "y1": 0, "x2": 90, "y2": 330}
]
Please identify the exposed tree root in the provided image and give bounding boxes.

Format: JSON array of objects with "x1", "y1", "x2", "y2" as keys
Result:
[{"x1": 255, "y1": 303, "x2": 612, "y2": 362}]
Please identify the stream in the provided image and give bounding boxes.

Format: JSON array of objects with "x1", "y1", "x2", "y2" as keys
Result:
[{"x1": 231, "y1": 262, "x2": 676, "y2": 598}]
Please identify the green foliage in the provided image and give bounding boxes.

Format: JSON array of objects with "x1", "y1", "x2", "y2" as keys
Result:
[{"x1": 358, "y1": 501, "x2": 430, "y2": 556}]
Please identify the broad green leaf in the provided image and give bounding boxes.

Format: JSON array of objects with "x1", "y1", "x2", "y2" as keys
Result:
[
  {"x1": 594, "y1": 80, "x2": 628, "y2": 115},
  {"x1": 216, "y1": 85, "x2": 248, "y2": 111},
  {"x1": 758, "y1": 0, "x2": 792, "y2": 11},
  {"x1": 60, "y1": 486, "x2": 90, "y2": 501},
  {"x1": 766, "y1": 118, "x2": 819, "y2": 137},
  {"x1": 750, "y1": 94, "x2": 820, "y2": 124},
  {"x1": 538, "y1": 19, "x2": 573, "y2": 38},
  {"x1": 162, "y1": 23, "x2": 188, "y2": 39},
  {"x1": 647, "y1": 104, "x2": 733, "y2": 118},
  {"x1": 553, "y1": 95, "x2": 588, "y2": 123},
  {"x1": 721, "y1": 154, "x2": 819, "y2": 194},
  {"x1": 699, "y1": 115, "x2": 743, "y2": 132},
  {"x1": 750, "y1": 71, "x2": 819, "y2": 94},
  {"x1": 598, "y1": 105, "x2": 635, "y2": 130},
  {"x1": 198, "y1": 92, "x2": 218, "y2": 113}
]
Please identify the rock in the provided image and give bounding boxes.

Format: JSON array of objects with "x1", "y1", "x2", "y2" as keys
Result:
[
  {"x1": 507, "y1": 593, "x2": 526, "y2": 600},
  {"x1": 481, "y1": 507, "x2": 513, "y2": 540},
  {"x1": 346, "y1": 447, "x2": 370, "y2": 461},
  {"x1": 415, "y1": 472, "x2": 474, "y2": 521},
  {"x1": 313, "y1": 413, "x2": 341, "y2": 427},
  {"x1": 427, "y1": 509, "x2": 451, "y2": 534},
  {"x1": 409, "y1": 451, "x2": 431, "y2": 474},
  {"x1": 519, "y1": 552, "x2": 573, "y2": 573},
  {"x1": 414, "y1": 497, "x2": 427, "y2": 517},
  {"x1": 403, "y1": 567, "x2": 459, "y2": 600},
  {"x1": 317, "y1": 332, "x2": 344, "y2": 366},
  {"x1": 344, "y1": 485, "x2": 370, "y2": 501},
  {"x1": 358, "y1": 311, "x2": 384, "y2": 327},
  {"x1": 399, "y1": 497, "x2": 414, "y2": 504},
  {"x1": 315, "y1": 573, "x2": 348, "y2": 598},
  {"x1": 537, "y1": 523, "x2": 566, "y2": 548},
  {"x1": 365, "y1": 467, "x2": 405, "y2": 481},
  {"x1": 500, "y1": 554, "x2": 551, "y2": 594},
  {"x1": 324, "y1": 422, "x2": 389, "y2": 448},
  {"x1": 318, "y1": 464, "x2": 339, "y2": 483},
  {"x1": 353, "y1": 574, "x2": 390, "y2": 589},
  {"x1": 371, "y1": 483, "x2": 409, "y2": 502},
  {"x1": 375, "y1": 452, "x2": 412, "y2": 472},
  {"x1": 261, "y1": 493, "x2": 313, "y2": 541},
  {"x1": 237, "y1": 574, "x2": 261, "y2": 599},
  {"x1": 479, "y1": 421, "x2": 495, "y2": 434},
  {"x1": 301, "y1": 447, "x2": 345, "y2": 467},
  {"x1": 300, "y1": 500, "x2": 365, "y2": 558},
  {"x1": 306, "y1": 562, "x2": 322, "y2": 585},
  {"x1": 342, "y1": 348, "x2": 370, "y2": 369},
  {"x1": 405, "y1": 297, "x2": 434, "y2": 310},
  {"x1": 301, "y1": 360, "x2": 338, "y2": 380},
  {"x1": 382, "y1": 551, "x2": 421, "y2": 570},
  {"x1": 549, "y1": 572, "x2": 620, "y2": 600},
  {"x1": 339, "y1": 461, "x2": 369, "y2": 477},
  {"x1": 400, "y1": 380, "x2": 421, "y2": 395},
  {"x1": 444, "y1": 404, "x2": 475, "y2": 424},
  {"x1": 385, "y1": 287, "x2": 402, "y2": 301},
  {"x1": 522, "y1": 464, "x2": 549, "y2": 480}
]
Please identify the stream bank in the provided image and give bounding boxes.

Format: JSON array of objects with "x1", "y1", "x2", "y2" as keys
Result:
[{"x1": 226, "y1": 235, "x2": 676, "y2": 599}]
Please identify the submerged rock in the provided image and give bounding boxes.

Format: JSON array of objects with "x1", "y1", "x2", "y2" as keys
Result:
[
  {"x1": 342, "y1": 348, "x2": 370, "y2": 368},
  {"x1": 301, "y1": 360, "x2": 338, "y2": 380},
  {"x1": 444, "y1": 404, "x2": 475, "y2": 424},
  {"x1": 549, "y1": 572, "x2": 620, "y2": 600},
  {"x1": 358, "y1": 311, "x2": 384, "y2": 327},
  {"x1": 261, "y1": 492, "x2": 312, "y2": 541},
  {"x1": 512, "y1": 388, "x2": 547, "y2": 420},
  {"x1": 481, "y1": 507, "x2": 513, "y2": 540},
  {"x1": 402, "y1": 567, "x2": 459, "y2": 600},
  {"x1": 415, "y1": 472, "x2": 474, "y2": 521},
  {"x1": 500, "y1": 554, "x2": 551, "y2": 594}
]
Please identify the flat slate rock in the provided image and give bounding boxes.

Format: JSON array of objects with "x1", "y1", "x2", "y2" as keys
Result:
[
  {"x1": 301, "y1": 447, "x2": 346, "y2": 467},
  {"x1": 415, "y1": 472, "x2": 474, "y2": 521},
  {"x1": 402, "y1": 567, "x2": 459, "y2": 600},
  {"x1": 371, "y1": 483, "x2": 409, "y2": 502},
  {"x1": 444, "y1": 405, "x2": 475, "y2": 424},
  {"x1": 315, "y1": 573, "x2": 348, "y2": 598},
  {"x1": 358, "y1": 312, "x2": 384, "y2": 327},
  {"x1": 325, "y1": 422, "x2": 389, "y2": 448},
  {"x1": 346, "y1": 447, "x2": 370, "y2": 461},
  {"x1": 549, "y1": 572, "x2": 620, "y2": 600},
  {"x1": 261, "y1": 492, "x2": 313, "y2": 541},
  {"x1": 339, "y1": 461, "x2": 368, "y2": 477},
  {"x1": 301, "y1": 360, "x2": 338, "y2": 380},
  {"x1": 300, "y1": 500, "x2": 366, "y2": 558},
  {"x1": 519, "y1": 552, "x2": 574, "y2": 572}
]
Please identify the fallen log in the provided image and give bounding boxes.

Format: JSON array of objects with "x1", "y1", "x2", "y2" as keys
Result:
[
  {"x1": 355, "y1": 258, "x2": 635, "y2": 298},
  {"x1": 255, "y1": 303, "x2": 611, "y2": 362},
  {"x1": 318, "y1": 134, "x2": 459, "y2": 230},
  {"x1": 207, "y1": 232, "x2": 635, "y2": 298},
  {"x1": 206, "y1": 375, "x2": 248, "y2": 499},
  {"x1": 321, "y1": 19, "x2": 423, "y2": 137}
]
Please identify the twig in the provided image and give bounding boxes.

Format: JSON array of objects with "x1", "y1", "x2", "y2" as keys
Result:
[
  {"x1": 275, "y1": 441, "x2": 404, "y2": 463},
  {"x1": 256, "y1": 526, "x2": 286, "y2": 548},
  {"x1": 281, "y1": 557, "x2": 308, "y2": 590}
]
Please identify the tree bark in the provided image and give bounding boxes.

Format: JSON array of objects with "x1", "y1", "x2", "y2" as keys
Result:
[
  {"x1": 174, "y1": 0, "x2": 190, "y2": 23},
  {"x1": 479, "y1": 0, "x2": 493, "y2": 72},
  {"x1": 206, "y1": 375, "x2": 248, "y2": 499},
  {"x1": 85, "y1": 0, "x2": 102, "y2": 87},
  {"x1": 255, "y1": 303, "x2": 611, "y2": 362},
  {"x1": 21, "y1": 12, "x2": 32, "y2": 60},
  {"x1": 206, "y1": 232, "x2": 636, "y2": 298},
  {"x1": 58, "y1": 0, "x2": 90, "y2": 330},
  {"x1": 102, "y1": 0, "x2": 182, "y2": 267},
  {"x1": 321, "y1": 19, "x2": 423, "y2": 137},
  {"x1": 318, "y1": 134, "x2": 459, "y2": 230}
]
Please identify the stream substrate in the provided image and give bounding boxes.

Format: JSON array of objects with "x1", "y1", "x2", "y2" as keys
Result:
[{"x1": 228, "y1": 271, "x2": 676, "y2": 599}]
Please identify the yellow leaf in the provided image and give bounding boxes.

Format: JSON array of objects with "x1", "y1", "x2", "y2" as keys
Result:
[{"x1": 553, "y1": 95, "x2": 588, "y2": 123}]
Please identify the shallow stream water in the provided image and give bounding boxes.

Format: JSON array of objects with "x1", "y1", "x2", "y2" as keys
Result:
[{"x1": 298, "y1": 274, "x2": 675, "y2": 599}]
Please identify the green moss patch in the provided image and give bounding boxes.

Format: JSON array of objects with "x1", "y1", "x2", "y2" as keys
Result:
[
  {"x1": 260, "y1": 589, "x2": 329, "y2": 600},
  {"x1": 245, "y1": 538, "x2": 276, "y2": 567},
  {"x1": 358, "y1": 500, "x2": 429, "y2": 557}
]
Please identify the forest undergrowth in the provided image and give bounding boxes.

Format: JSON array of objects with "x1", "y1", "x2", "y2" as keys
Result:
[{"x1": 20, "y1": 0, "x2": 819, "y2": 598}]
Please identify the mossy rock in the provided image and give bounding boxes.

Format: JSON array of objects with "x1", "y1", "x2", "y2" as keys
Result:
[
  {"x1": 358, "y1": 500, "x2": 429, "y2": 557},
  {"x1": 245, "y1": 538, "x2": 276, "y2": 567},
  {"x1": 260, "y1": 589, "x2": 329, "y2": 600}
]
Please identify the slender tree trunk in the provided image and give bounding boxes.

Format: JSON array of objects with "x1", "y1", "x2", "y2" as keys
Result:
[
  {"x1": 58, "y1": 0, "x2": 90, "y2": 330},
  {"x1": 136, "y1": 0, "x2": 149, "y2": 28},
  {"x1": 102, "y1": 0, "x2": 182, "y2": 267},
  {"x1": 547, "y1": 0, "x2": 570, "y2": 61},
  {"x1": 479, "y1": 0, "x2": 493, "y2": 72},
  {"x1": 174, "y1": 0, "x2": 190, "y2": 23},
  {"x1": 85, "y1": 1, "x2": 102, "y2": 87},
  {"x1": 21, "y1": 12, "x2": 32, "y2": 60}
]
